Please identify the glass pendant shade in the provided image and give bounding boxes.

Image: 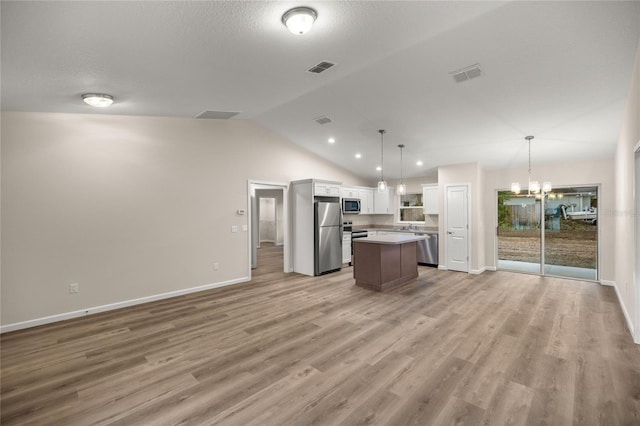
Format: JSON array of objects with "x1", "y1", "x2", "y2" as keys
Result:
[
  {"x1": 511, "y1": 182, "x2": 521, "y2": 194},
  {"x1": 377, "y1": 180, "x2": 387, "y2": 192},
  {"x1": 543, "y1": 181, "x2": 552, "y2": 193},
  {"x1": 397, "y1": 182, "x2": 406, "y2": 195},
  {"x1": 530, "y1": 180, "x2": 541, "y2": 194}
]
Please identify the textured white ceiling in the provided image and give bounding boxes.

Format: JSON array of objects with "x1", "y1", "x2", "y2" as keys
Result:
[{"x1": 2, "y1": 1, "x2": 639, "y2": 179}]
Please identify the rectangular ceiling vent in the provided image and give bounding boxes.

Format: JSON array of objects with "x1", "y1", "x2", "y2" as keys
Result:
[
  {"x1": 314, "y1": 115, "x2": 332, "y2": 125},
  {"x1": 451, "y1": 64, "x2": 483, "y2": 83},
  {"x1": 195, "y1": 110, "x2": 240, "y2": 119},
  {"x1": 307, "y1": 61, "x2": 335, "y2": 74}
]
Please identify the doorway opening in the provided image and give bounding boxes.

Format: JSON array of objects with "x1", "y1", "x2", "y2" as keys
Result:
[
  {"x1": 497, "y1": 186, "x2": 598, "y2": 280},
  {"x1": 248, "y1": 181, "x2": 289, "y2": 279}
]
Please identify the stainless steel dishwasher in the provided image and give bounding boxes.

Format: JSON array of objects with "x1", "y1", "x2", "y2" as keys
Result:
[{"x1": 416, "y1": 232, "x2": 438, "y2": 266}]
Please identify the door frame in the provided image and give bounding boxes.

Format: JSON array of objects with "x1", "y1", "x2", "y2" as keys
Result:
[
  {"x1": 257, "y1": 196, "x2": 278, "y2": 247},
  {"x1": 247, "y1": 180, "x2": 290, "y2": 279},
  {"x1": 443, "y1": 183, "x2": 470, "y2": 273},
  {"x1": 634, "y1": 142, "x2": 640, "y2": 343}
]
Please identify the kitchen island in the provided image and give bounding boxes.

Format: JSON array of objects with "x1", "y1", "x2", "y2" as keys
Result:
[{"x1": 352, "y1": 234, "x2": 427, "y2": 291}]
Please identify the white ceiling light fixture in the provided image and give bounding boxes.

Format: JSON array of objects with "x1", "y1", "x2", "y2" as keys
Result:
[
  {"x1": 282, "y1": 7, "x2": 317, "y2": 35},
  {"x1": 328, "y1": 137, "x2": 335, "y2": 144},
  {"x1": 511, "y1": 136, "x2": 552, "y2": 196},
  {"x1": 376, "y1": 166, "x2": 382, "y2": 171},
  {"x1": 377, "y1": 129, "x2": 387, "y2": 192},
  {"x1": 397, "y1": 144, "x2": 406, "y2": 195},
  {"x1": 416, "y1": 160, "x2": 423, "y2": 166},
  {"x1": 81, "y1": 93, "x2": 113, "y2": 107},
  {"x1": 355, "y1": 153, "x2": 361, "y2": 159}
]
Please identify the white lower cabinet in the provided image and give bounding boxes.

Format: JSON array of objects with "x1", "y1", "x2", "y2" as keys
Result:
[{"x1": 342, "y1": 233, "x2": 352, "y2": 264}]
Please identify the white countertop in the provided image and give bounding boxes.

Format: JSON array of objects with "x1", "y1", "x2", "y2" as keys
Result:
[{"x1": 353, "y1": 234, "x2": 428, "y2": 245}]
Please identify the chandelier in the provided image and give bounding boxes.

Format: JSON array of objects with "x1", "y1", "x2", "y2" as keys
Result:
[{"x1": 511, "y1": 136, "x2": 551, "y2": 196}]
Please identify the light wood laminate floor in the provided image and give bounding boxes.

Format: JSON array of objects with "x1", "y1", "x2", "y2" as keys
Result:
[{"x1": 2, "y1": 244, "x2": 639, "y2": 425}]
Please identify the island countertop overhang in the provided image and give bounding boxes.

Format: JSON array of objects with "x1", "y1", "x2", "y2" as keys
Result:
[{"x1": 353, "y1": 234, "x2": 428, "y2": 245}]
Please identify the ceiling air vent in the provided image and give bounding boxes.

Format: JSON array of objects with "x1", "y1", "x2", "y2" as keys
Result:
[
  {"x1": 307, "y1": 61, "x2": 335, "y2": 74},
  {"x1": 314, "y1": 115, "x2": 332, "y2": 125},
  {"x1": 195, "y1": 110, "x2": 240, "y2": 119},
  {"x1": 450, "y1": 64, "x2": 483, "y2": 83}
]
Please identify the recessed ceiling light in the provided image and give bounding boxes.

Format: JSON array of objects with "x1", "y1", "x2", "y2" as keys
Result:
[
  {"x1": 376, "y1": 166, "x2": 382, "y2": 171},
  {"x1": 282, "y1": 7, "x2": 317, "y2": 35},
  {"x1": 416, "y1": 161, "x2": 423, "y2": 166},
  {"x1": 328, "y1": 137, "x2": 335, "y2": 144},
  {"x1": 355, "y1": 153, "x2": 362, "y2": 159},
  {"x1": 82, "y1": 93, "x2": 113, "y2": 107}
]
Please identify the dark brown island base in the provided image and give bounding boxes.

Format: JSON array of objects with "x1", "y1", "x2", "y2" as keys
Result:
[{"x1": 352, "y1": 234, "x2": 428, "y2": 291}]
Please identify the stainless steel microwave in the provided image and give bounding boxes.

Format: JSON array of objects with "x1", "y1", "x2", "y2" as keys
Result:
[{"x1": 342, "y1": 198, "x2": 361, "y2": 214}]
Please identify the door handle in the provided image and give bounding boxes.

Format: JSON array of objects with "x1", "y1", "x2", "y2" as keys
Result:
[{"x1": 447, "y1": 231, "x2": 453, "y2": 234}]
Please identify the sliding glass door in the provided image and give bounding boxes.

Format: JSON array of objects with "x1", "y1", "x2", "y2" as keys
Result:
[
  {"x1": 497, "y1": 186, "x2": 598, "y2": 280},
  {"x1": 543, "y1": 187, "x2": 598, "y2": 280},
  {"x1": 497, "y1": 193, "x2": 541, "y2": 274}
]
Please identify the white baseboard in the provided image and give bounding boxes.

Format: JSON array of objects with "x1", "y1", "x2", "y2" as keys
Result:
[
  {"x1": 470, "y1": 267, "x2": 486, "y2": 275},
  {"x1": 438, "y1": 265, "x2": 447, "y2": 271},
  {"x1": 608, "y1": 280, "x2": 636, "y2": 342},
  {"x1": 485, "y1": 266, "x2": 497, "y2": 272},
  {"x1": 0, "y1": 277, "x2": 250, "y2": 334}
]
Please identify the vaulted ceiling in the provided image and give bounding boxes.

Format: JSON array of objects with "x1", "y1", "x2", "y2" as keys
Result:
[{"x1": 2, "y1": 1, "x2": 639, "y2": 179}]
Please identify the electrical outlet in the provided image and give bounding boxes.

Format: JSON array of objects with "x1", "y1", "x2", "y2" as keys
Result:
[
  {"x1": 213, "y1": 262, "x2": 219, "y2": 271},
  {"x1": 69, "y1": 283, "x2": 79, "y2": 294}
]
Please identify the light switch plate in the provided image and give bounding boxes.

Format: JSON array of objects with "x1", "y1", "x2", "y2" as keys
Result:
[{"x1": 231, "y1": 225, "x2": 238, "y2": 233}]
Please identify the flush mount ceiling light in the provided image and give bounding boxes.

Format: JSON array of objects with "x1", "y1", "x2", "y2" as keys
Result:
[
  {"x1": 328, "y1": 137, "x2": 335, "y2": 144},
  {"x1": 397, "y1": 144, "x2": 406, "y2": 195},
  {"x1": 377, "y1": 129, "x2": 387, "y2": 192},
  {"x1": 82, "y1": 93, "x2": 113, "y2": 108},
  {"x1": 511, "y1": 136, "x2": 552, "y2": 196},
  {"x1": 282, "y1": 7, "x2": 317, "y2": 35}
]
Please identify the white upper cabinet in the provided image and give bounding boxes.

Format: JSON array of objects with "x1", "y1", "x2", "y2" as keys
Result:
[
  {"x1": 358, "y1": 188, "x2": 374, "y2": 214},
  {"x1": 422, "y1": 184, "x2": 438, "y2": 215},
  {"x1": 314, "y1": 182, "x2": 341, "y2": 197},
  {"x1": 374, "y1": 187, "x2": 395, "y2": 214},
  {"x1": 341, "y1": 186, "x2": 358, "y2": 199}
]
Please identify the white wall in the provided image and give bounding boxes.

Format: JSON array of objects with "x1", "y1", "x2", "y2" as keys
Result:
[
  {"x1": 1, "y1": 111, "x2": 368, "y2": 327},
  {"x1": 613, "y1": 40, "x2": 640, "y2": 341},
  {"x1": 483, "y1": 159, "x2": 616, "y2": 281}
]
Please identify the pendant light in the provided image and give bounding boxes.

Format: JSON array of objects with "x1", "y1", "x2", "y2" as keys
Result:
[
  {"x1": 397, "y1": 144, "x2": 406, "y2": 195},
  {"x1": 377, "y1": 129, "x2": 387, "y2": 192},
  {"x1": 511, "y1": 136, "x2": 552, "y2": 196}
]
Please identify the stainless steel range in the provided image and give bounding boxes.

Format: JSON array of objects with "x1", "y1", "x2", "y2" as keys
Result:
[{"x1": 350, "y1": 229, "x2": 368, "y2": 266}]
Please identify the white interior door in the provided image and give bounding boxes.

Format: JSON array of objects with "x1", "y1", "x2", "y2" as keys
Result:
[
  {"x1": 446, "y1": 185, "x2": 469, "y2": 272},
  {"x1": 635, "y1": 146, "x2": 640, "y2": 343}
]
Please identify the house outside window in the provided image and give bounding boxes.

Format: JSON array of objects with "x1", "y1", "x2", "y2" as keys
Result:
[{"x1": 398, "y1": 193, "x2": 425, "y2": 223}]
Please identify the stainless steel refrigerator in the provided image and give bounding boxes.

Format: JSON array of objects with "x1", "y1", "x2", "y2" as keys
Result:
[{"x1": 314, "y1": 200, "x2": 343, "y2": 275}]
